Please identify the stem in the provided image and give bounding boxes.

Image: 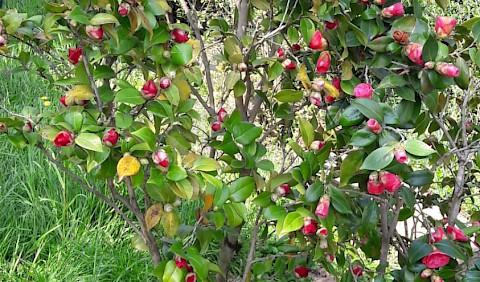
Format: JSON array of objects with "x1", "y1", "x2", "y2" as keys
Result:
[
  {"x1": 378, "y1": 202, "x2": 390, "y2": 276},
  {"x1": 241, "y1": 208, "x2": 263, "y2": 282}
]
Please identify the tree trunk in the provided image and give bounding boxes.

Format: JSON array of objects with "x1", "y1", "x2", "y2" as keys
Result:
[{"x1": 216, "y1": 226, "x2": 243, "y2": 282}]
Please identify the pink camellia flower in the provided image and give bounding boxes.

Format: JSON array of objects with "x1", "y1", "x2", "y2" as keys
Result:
[
  {"x1": 380, "y1": 171, "x2": 402, "y2": 193},
  {"x1": 316, "y1": 51, "x2": 331, "y2": 74},
  {"x1": 319, "y1": 239, "x2": 328, "y2": 249},
  {"x1": 118, "y1": 2, "x2": 131, "y2": 16},
  {"x1": 381, "y1": 3, "x2": 405, "y2": 18},
  {"x1": 354, "y1": 83, "x2": 373, "y2": 99},
  {"x1": 159, "y1": 77, "x2": 171, "y2": 89},
  {"x1": 325, "y1": 18, "x2": 338, "y2": 30},
  {"x1": 317, "y1": 227, "x2": 328, "y2": 239},
  {"x1": 217, "y1": 108, "x2": 227, "y2": 122},
  {"x1": 211, "y1": 121, "x2": 222, "y2": 132},
  {"x1": 422, "y1": 249, "x2": 450, "y2": 269},
  {"x1": 431, "y1": 227, "x2": 447, "y2": 243},
  {"x1": 472, "y1": 221, "x2": 480, "y2": 226},
  {"x1": 291, "y1": 43, "x2": 301, "y2": 52},
  {"x1": 0, "y1": 34, "x2": 7, "y2": 47},
  {"x1": 367, "y1": 119, "x2": 382, "y2": 134},
  {"x1": 352, "y1": 265, "x2": 364, "y2": 276},
  {"x1": 171, "y1": 28, "x2": 189, "y2": 43},
  {"x1": 431, "y1": 274, "x2": 444, "y2": 282},
  {"x1": 102, "y1": 128, "x2": 119, "y2": 147},
  {"x1": 435, "y1": 16, "x2": 457, "y2": 39},
  {"x1": 446, "y1": 226, "x2": 469, "y2": 242},
  {"x1": 301, "y1": 217, "x2": 318, "y2": 235},
  {"x1": 404, "y1": 43, "x2": 424, "y2": 66},
  {"x1": 310, "y1": 140, "x2": 325, "y2": 151},
  {"x1": 315, "y1": 195, "x2": 330, "y2": 218},
  {"x1": 54, "y1": 130, "x2": 74, "y2": 147},
  {"x1": 311, "y1": 80, "x2": 325, "y2": 92},
  {"x1": 367, "y1": 179, "x2": 384, "y2": 195},
  {"x1": 153, "y1": 149, "x2": 169, "y2": 167},
  {"x1": 394, "y1": 147, "x2": 407, "y2": 163},
  {"x1": 308, "y1": 30, "x2": 328, "y2": 51},
  {"x1": 310, "y1": 92, "x2": 322, "y2": 107},
  {"x1": 275, "y1": 48, "x2": 285, "y2": 60},
  {"x1": 68, "y1": 48, "x2": 82, "y2": 64},
  {"x1": 420, "y1": 268, "x2": 432, "y2": 278},
  {"x1": 282, "y1": 59, "x2": 296, "y2": 70},
  {"x1": 175, "y1": 256, "x2": 188, "y2": 268},
  {"x1": 276, "y1": 184, "x2": 291, "y2": 196},
  {"x1": 294, "y1": 266, "x2": 309, "y2": 278},
  {"x1": 325, "y1": 94, "x2": 335, "y2": 103},
  {"x1": 86, "y1": 25, "x2": 104, "y2": 40},
  {"x1": 435, "y1": 62, "x2": 460, "y2": 77},
  {"x1": 185, "y1": 272, "x2": 196, "y2": 282},
  {"x1": 373, "y1": 0, "x2": 387, "y2": 5},
  {"x1": 141, "y1": 80, "x2": 158, "y2": 99}
]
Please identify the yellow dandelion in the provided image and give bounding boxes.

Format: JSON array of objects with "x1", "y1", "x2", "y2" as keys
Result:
[
  {"x1": 44, "y1": 101, "x2": 51, "y2": 107},
  {"x1": 41, "y1": 96, "x2": 49, "y2": 101}
]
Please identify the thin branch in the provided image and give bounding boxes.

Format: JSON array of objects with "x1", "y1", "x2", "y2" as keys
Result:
[{"x1": 242, "y1": 208, "x2": 264, "y2": 282}]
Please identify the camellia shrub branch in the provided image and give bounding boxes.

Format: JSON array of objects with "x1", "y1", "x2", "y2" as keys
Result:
[{"x1": 1, "y1": 0, "x2": 480, "y2": 281}]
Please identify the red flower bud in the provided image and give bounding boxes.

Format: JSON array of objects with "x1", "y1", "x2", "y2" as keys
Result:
[
  {"x1": 394, "y1": 147, "x2": 407, "y2": 163},
  {"x1": 319, "y1": 239, "x2": 328, "y2": 249},
  {"x1": 175, "y1": 256, "x2": 188, "y2": 268},
  {"x1": 141, "y1": 80, "x2": 158, "y2": 99},
  {"x1": 102, "y1": 128, "x2": 119, "y2": 147},
  {"x1": 294, "y1": 266, "x2": 309, "y2": 278},
  {"x1": 381, "y1": 3, "x2": 404, "y2": 18},
  {"x1": 153, "y1": 149, "x2": 169, "y2": 167},
  {"x1": 186, "y1": 264, "x2": 193, "y2": 272},
  {"x1": 211, "y1": 121, "x2": 222, "y2": 132},
  {"x1": 435, "y1": 16, "x2": 457, "y2": 39},
  {"x1": 68, "y1": 48, "x2": 82, "y2": 64},
  {"x1": 379, "y1": 171, "x2": 402, "y2": 193},
  {"x1": 171, "y1": 28, "x2": 189, "y2": 43},
  {"x1": 315, "y1": 195, "x2": 330, "y2": 218},
  {"x1": 446, "y1": 226, "x2": 469, "y2": 242},
  {"x1": 185, "y1": 272, "x2": 196, "y2": 282},
  {"x1": 23, "y1": 122, "x2": 33, "y2": 133},
  {"x1": 238, "y1": 63, "x2": 248, "y2": 72},
  {"x1": 367, "y1": 179, "x2": 384, "y2": 195},
  {"x1": 420, "y1": 268, "x2": 432, "y2": 278},
  {"x1": 405, "y1": 43, "x2": 424, "y2": 66},
  {"x1": 367, "y1": 119, "x2": 382, "y2": 134},
  {"x1": 310, "y1": 140, "x2": 325, "y2": 151},
  {"x1": 325, "y1": 254, "x2": 335, "y2": 263},
  {"x1": 354, "y1": 83, "x2": 373, "y2": 99},
  {"x1": 311, "y1": 80, "x2": 325, "y2": 92},
  {"x1": 431, "y1": 227, "x2": 447, "y2": 243},
  {"x1": 325, "y1": 18, "x2": 338, "y2": 30},
  {"x1": 332, "y1": 77, "x2": 342, "y2": 92},
  {"x1": 159, "y1": 77, "x2": 171, "y2": 90},
  {"x1": 118, "y1": 2, "x2": 131, "y2": 16},
  {"x1": 291, "y1": 44, "x2": 301, "y2": 52},
  {"x1": 308, "y1": 30, "x2": 328, "y2": 51},
  {"x1": 301, "y1": 217, "x2": 318, "y2": 235},
  {"x1": 324, "y1": 94, "x2": 336, "y2": 103},
  {"x1": 352, "y1": 265, "x2": 364, "y2": 276},
  {"x1": 435, "y1": 62, "x2": 459, "y2": 77},
  {"x1": 316, "y1": 51, "x2": 331, "y2": 74},
  {"x1": 217, "y1": 108, "x2": 227, "y2": 122},
  {"x1": 422, "y1": 249, "x2": 450, "y2": 269},
  {"x1": 310, "y1": 92, "x2": 322, "y2": 107},
  {"x1": 86, "y1": 25, "x2": 104, "y2": 40},
  {"x1": 317, "y1": 227, "x2": 328, "y2": 239},
  {"x1": 0, "y1": 34, "x2": 7, "y2": 47},
  {"x1": 276, "y1": 184, "x2": 291, "y2": 196},
  {"x1": 59, "y1": 96, "x2": 68, "y2": 107},
  {"x1": 275, "y1": 47, "x2": 285, "y2": 60},
  {"x1": 54, "y1": 130, "x2": 74, "y2": 147},
  {"x1": 282, "y1": 59, "x2": 296, "y2": 70}
]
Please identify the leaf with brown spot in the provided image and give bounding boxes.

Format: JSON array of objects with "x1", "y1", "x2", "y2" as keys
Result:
[
  {"x1": 117, "y1": 154, "x2": 141, "y2": 181},
  {"x1": 145, "y1": 203, "x2": 164, "y2": 230}
]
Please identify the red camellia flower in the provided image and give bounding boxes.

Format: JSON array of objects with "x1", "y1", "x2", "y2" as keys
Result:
[
  {"x1": 0, "y1": 34, "x2": 7, "y2": 47},
  {"x1": 332, "y1": 77, "x2": 342, "y2": 93},
  {"x1": 310, "y1": 92, "x2": 322, "y2": 107},
  {"x1": 405, "y1": 43, "x2": 424, "y2": 66},
  {"x1": 394, "y1": 147, "x2": 407, "y2": 163},
  {"x1": 422, "y1": 249, "x2": 450, "y2": 268},
  {"x1": 354, "y1": 83, "x2": 373, "y2": 99},
  {"x1": 379, "y1": 172, "x2": 402, "y2": 193},
  {"x1": 446, "y1": 226, "x2": 469, "y2": 241},
  {"x1": 23, "y1": 122, "x2": 32, "y2": 133},
  {"x1": 352, "y1": 265, "x2": 364, "y2": 276},
  {"x1": 211, "y1": 121, "x2": 222, "y2": 132},
  {"x1": 435, "y1": 16, "x2": 457, "y2": 39},
  {"x1": 308, "y1": 30, "x2": 328, "y2": 51},
  {"x1": 367, "y1": 119, "x2": 382, "y2": 134},
  {"x1": 301, "y1": 217, "x2": 318, "y2": 235},
  {"x1": 175, "y1": 256, "x2": 188, "y2": 268},
  {"x1": 431, "y1": 227, "x2": 447, "y2": 243},
  {"x1": 324, "y1": 94, "x2": 335, "y2": 103},
  {"x1": 282, "y1": 59, "x2": 296, "y2": 70},
  {"x1": 325, "y1": 254, "x2": 334, "y2": 263},
  {"x1": 435, "y1": 62, "x2": 460, "y2": 77},
  {"x1": 217, "y1": 108, "x2": 227, "y2": 122},
  {"x1": 294, "y1": 266, "x2": 309, "y2": 278},
  {"x1": 276, "y1": 184, "x2": 291, "y2": 196},
  {"x1": 275, "y1": 47, "x2": 285, "y2": 60},
  {"x1": 381, "y1": 3, "x2": 405, "y2": 18},
  {"x1": 102, "y1": 128, "x2": 119, "y2": 147},
  {"x1": 86, "y1": 25, "x2": 104, "y2": 40},
  {"x1": 68, "y1": 48, "x2": 82, "y2": 64},
  {"x1": 367, "y1": 172, "x2": 384, "y2": 195},
  {"x1": 185, "y1": 272, "x2": 196, "y2": 282},
  {"x1": 159, "y1": 77, "x2": 172, "y2": 90},
  {"x1": 171, "y1": 28, "x2": 189, "y2": 43},
  {"x1": 291, "y1": 43, "x2": 301, "y2": 52},
  {"x1": 60, "y1": 96, "x2": 68, "y2": 107},
  {"x1": 316, "y1": 51, "x2": 331, "y2": 74},
  {"x1": 325, "y1": 18, "x2": 338, "y2": 30},
  {"x1": 317, "y1": 227, "x2": 328, "y2": 239},
  {"x1": 54, "y1": 130, "x2": 74, "y2": 147},
  {"x1": 118, "y1": 2, "x2": 131, "y2": 16},
  {"x1": 315, "y1": 195, "x2": 330, "y2": 218},
  {"x1": 141, "y1": 80, "x2": 158, "y2": 99},
  {"x1": 153, "y1": 149, "x2": 169, "y2": 167}
]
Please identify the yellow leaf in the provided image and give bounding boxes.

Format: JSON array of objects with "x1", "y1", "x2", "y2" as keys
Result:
[
  {"x1": 173, "y1": 78, "x2": 191, "y2": 101},
  {"x1": 311, "y1": 0, "x2": 322, "y2": 13},
  {"x1": 117, "y1": 154, "x2": 141, "y2": 181},
  {"x1": 145, "y1": 203, "x2": 164, "y2": 230},
  {"x1": 184, "y1": 153, "x2": 200, "y2": 168},
  {"x1": 203, "y1": 194, "x2": 214, "y2": 213},
  {"x1": 65, "y1": 85, "x2": 94, "y2": 105},
  {"x1": 324, "y1": 82, "x2": 340, "y2": 98},
  {"x1": 296, "y1": 65, "x2": 311, "y2": 89},
  {"x1": 188, "y1": 39, "x2": 201, "y2": 63},
  {"x1": 156, "y1": 0, "x2": 172, "y2": 12},
  {"x1": 161, "y1": 211, "x2": 180, "y2": 237}
]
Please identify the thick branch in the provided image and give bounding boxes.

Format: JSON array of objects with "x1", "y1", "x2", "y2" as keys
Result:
[{"x1": 241, "y1": 208, "x2": 263, "y2": 282}]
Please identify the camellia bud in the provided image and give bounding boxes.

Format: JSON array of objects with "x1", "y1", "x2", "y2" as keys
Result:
[
  {"x1": 424, "y1": 61, "x2": 435, "y2": 70},
  {"x1": 86, "y1": 25, "x2": 104, "y2": 40},
  {"x1": 217, "y1": 108, "x2": 227, "y2": 122},
  {"x1": 275, "y1": 47, "x2": 285, "y2": 60},
  {"x1": 315, "y1": 195, "x2": 330, "y2": 218},
  {"x1": 431, "y1": 274, "x2": 444, "y2": 282},
  {"x1": 118, "y1": 2, "x2": 131, "y2": 16},
  {"x1": 159, "y1": 77, "x2": 171, "y2": 90},
  {"x1": 324, "y1": 94, "x2": 335, "y2": 103},
  {"x1": 354, "y1": 83, "x2": 373, "y2": 99},
  {"x1": 420, "y1": 268, "x2": 432, "y2": 278},
  {"x1": 431, "y1": 227, "x2": 447, "y2": 243},
  {"x1": 310, "y1": 140, "x2": 325, "y2": 152},
  {"x1": 352, "y1": 265, "x2": 364, "y2": 276},
  {"x1": 301, "y1": 217, "x2": 318, "y2": 235},
  {"x1": 186, "y1": 264, "x2": 193, "y2": 272},
  {"x1": 211, "y1": 121, "x2": 222, "y2": 132},
  {"x1": 393, "y1": 30, "x2": 409, "y2": 45},
  {"x1": 309, "y1": 92, "x2": 322, "y2": 107},
  {"x1": 282, "y1": 59, "x2": 296, "y2": 70},
  {"x1": 446, "y1": 226, "x2": 469, "y2": 241},
  {"x1": 175, "y1": 256, "x2": 188, "y2": 268},
  {"x1": 291, "y1": 43, "x2": 301, "y2": 52},
  {"x1": 404, "y1": 43, "x2": 424, "y2": 66},
  {"x1": 316, "y1": 51, "x2": 331, "y2": 74},
  {"x1": 0, "y1": 122, "x2": 7, "y2": 133},
  {"x1": 332, "y1": 77, "x2": 342, "y2": 93},
  {"x1": 435, "y1": 16, "x2": 457, "y2": 39},
  {"x1": 276, "y1": 184, "x2": 291, "y2": 196},
  {"x1": 367, "y1": 119, "x2": 382, "y2": 134},
  {"x1": 294, "y1": 266, "x2": 309, "y2": 278},
  {"x1": 171, "y1": 28, "x2": 189, "y2": 43},
  {"x1": 102, "y1": 128, "x2": 119, "y2": 147},
  {"x1": 22, "y1": 122, "x2": 33, "y2": 133},
  {"x1": 173, "y1": 198, "x2": 182, "y2": 207},
  {"x1": 319, "y1": 239, "x2": 328, "y2": 249},
  {"x1": 60, "y1": 96, "x2": 68, "y2": 107},
  {"x1": 68, "y1": 48, "x2": 82, "y2": 64},
  {"x1": 394, "y1": 147, "x2": 407, "y2": 163},
  {"x1": 379, "y1": 171, "x2": 402, "y2": 193},
  {"x1": 435, "y1": 62, "x2": 460, "y2": 78},
  {"x1": 185, "y1": 273, "x2": 196, "y2": 282},
  {"x1": 373, "y1": 0, "x2": 386, "y2": 5},
  {"x1": 270, "y1": 193, "x2": 279, "y2": 202},
  {"x1": 308, "y1": 30, "x2": 328, "y2": 51},
  {"x1": 140, "y1": 158, "x2": 149, "y2": 165},
  {"x1": 54, "y1": 130, "x2": 75, "y2": 147},
  {"x1": 164, "y1": 203, "x2": 173, "y2": 213},
  {"x1": 141, "y1": 79, "x2": 158, "y2": 99},
  {"x1": 163, "y1": 50, "x2": 171, "y2": 59},
  {"x1": 317, "y1": 227, "x2": 328, "y2": 239},
  {"x1": 325, "y1": 18, "x2": 338, "y2": 30},
  {"x1": 367, "y1": 178, "x2": 384, "y2": 195},
  {"x1": 238, "y1": 62, "x2": 248, "y2": 72},
  {"x1": 0, "y1": 34, "x2": 7, "y2": 47},
  {"x1": 311, "y1": 80, "x2": 325, "y2": 92},
  {"x1": 381, "y1": 3, "x2": 405, "y2": 18},
  {"x1": 153, "y1": 149, "x2": 169, "y2": 167},
  {"x1": 325, "y1": 254, "x2": 335, "y2": 263}
]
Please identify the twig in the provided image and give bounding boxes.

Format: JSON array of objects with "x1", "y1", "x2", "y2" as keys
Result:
[{"x1": 242, "y1": 208, "x2": 264, "y2": 282}]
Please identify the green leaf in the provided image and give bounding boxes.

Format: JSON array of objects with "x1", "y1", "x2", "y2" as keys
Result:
[
  {"x1": 362, "y1": 200, "x2": 379, "y2": 229},
  {"x1": 454, "y1": 57, "x2": 469, "y2": 90},
  {"x1": 367, "y1": 36, "x2": 394, "y2": 52},
  {"x1": 279, "y1": 212, "x2": 303, "y2": 236},
  {"x1": 264, "y1": 205, "x2": 287, "y2": 221},
  {"x1": 435, "y1": 0, "x2": 449, "y2": 11},
  {"x1": 300, "y1": 18, "x2": 315, "y2": 45},
  {"x1": 406, "y1": 170, "x2": 434, "y2": 186},
  {"x1": 352, "y1": 98, "x2": 384, "y2": 122},
  {"x1": 167, "y1": 165, "x2": 188, "y2": 181},
  {"x1": 349, "y1": 128, "x2": 377, "y2": 147},
  {"x1": 404, "y1": 140, "x2": 436, "y2": 156},
  {"x1": 395, "y1": 87, "x2": 415, "y2": 102},
  {"x1": 435, "y1": 239, "x2": 467, "y2": 261},
  {"x1": 340, "y1": 150, "x2": 364, "y2": 186},
  {"x1": 171, "y1": 43, "x2": 192, "y2": 65},
  {"x1": 339, "y1": 106, "x2": 365, "y2": 127},
  {"x1": 274, "y1": 89, "x2": 303, "y2": 103},
  {"x1": 192, "y1": 157, "x2": 220, "y2": 172},
  {"x1": 360, "y1": 146, "x2": 394, "y2": 170},
  {"x1": 347, "y1": 21, "x2": 367, "y2": 46},
  {"x1": 305, "y1": 181, "x2": 324, "y2": 203},
  {"x1": 233, "y1": 80, "x2": 246, "y2": 97},
  {"x1": 299, "y1": 119, "x2": 314, "y2": 147},
  {"x1": 185, "y1": 249, "x2": 208, "y2": 279},
  {"x1": 163, "y1": 260, "x2": 183, "y2": 282},
  {"x1": 232, "y1": 122, "x2": 262, "y2": 145},
  {"x1": 229, "y1": 176, "x2": 255, "y2": 202},
  {"x1": 90, "y1": 13, "x2": 120, "y2": 26},
  {"x1": 224, "y1": 202, "x2": 246, "y2": 227},
  {"x1": 329, "y1": 186, "x2": 352, "y2": 214},
  {"x1": 114, "y1": 88, "x2": 145, "y2": 105},
  {"x1": 164, "y1": 85, "x2": 180, "y2": 106},
  {"x1": 75, "y1": 133, "x2": 103, "y2": 152},
  {"x1": 422, "y1": 36, "x2": 438, "y2": 62},
  {"x1": 408, "y1": 240, "x2": 433, "y2": 264},
  {"x1": 253, "y1": 192, "x2": 272, "y2": 207},
  {"x1": 65, "y1": 112, "x2": 83, "y2": 132},
  {"x1": 66, "y1": 6, "x2": 90, "y2": 25},
  {"x1": 391, "y1": 16, "x2": 416, "y2": 33},
  {"x1": 377, "y1": 74, "x2": 407, "y2": 89},
  {"x1": 131, "y1": 127, "x2": 156, "y2": 149}
]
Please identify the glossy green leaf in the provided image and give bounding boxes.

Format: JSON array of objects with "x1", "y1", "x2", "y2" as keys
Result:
[
  {"x1": 305, "y1": 181, "x2": 324, "y2": 203},
  {"x1": 75, "y1": 133, "x2": 103, "y2": 152},
  {"x1": 232, "y1": 122, "x2": 262, "y2": 145},
  {"x1": 274, "y1": 89, "x2": 303, "y2": 102},
  {"x1": 329, "y1": 186, "x2": 352, "y2": 214},
  {"x1": 340, "y1": 150, "x2": 364, "y2": 186},
  {"x1": 279, "y1": 212, "x2": 303, "y2": 236},
  {"x1": 422, "y1": 36, "x2": 438, "y2": 62},
  {"x1": 377, "y1": 74, "x2": 407, "y2": 89},
  {"x1": 352, "y1": 98, "x2": 384, "y2": 122},
  {"x1": 360, "y1": 146, "x2": 394, "y2": 170},
  {"x1": 171, "y1": 43, "x2": 192, "y2": 65},
  {"x1": 406, "y1": 170, "x2": 434, "y2": 186},
  {"x1": 90, "y1": 13, "x2": 120, "y2": 26},
  {"x1": 229, "y1": 176, "x2": 255, "y2": 202},
  {"x1": 264, "y1": 205, "x2": 287, "y2": 221},
  {"x1": 299, "y1": 118, "x2": 314, "y2": 147},
  {"x1": 167, "y1": 165, "x2": 188, "y2": 181},
  {"x1": 435, "y1": 239, "x2": 467, "y2": 261},
  {"x1": 349, "y1": 128, "x2": 377, "y2": 147},
  {"x1": 192, "y1": 157, "x2": 220, "y2": 171},
  {"x1": 404, "y1": 140, "x2": 436, "y2": 156},
  {"x1": 408, "y1": 240, "x2": 432, "y2": 264},
  {"x1": 114, "y1": 88, "x2": 145, "y2": 105}
]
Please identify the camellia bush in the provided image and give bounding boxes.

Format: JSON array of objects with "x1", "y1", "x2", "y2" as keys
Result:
[{"x1": 1, "y1": 0, "x2": 480, "y2": 281}]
